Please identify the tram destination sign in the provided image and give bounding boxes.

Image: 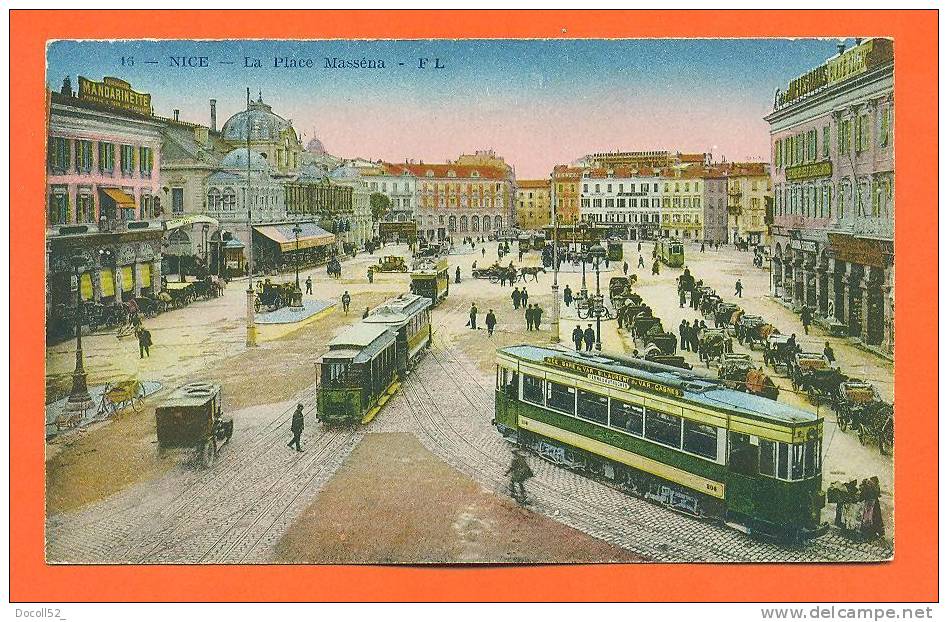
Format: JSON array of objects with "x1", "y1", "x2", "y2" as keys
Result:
[{"x1": 544, "y1": 357, "x2": 684, "y2": 398}]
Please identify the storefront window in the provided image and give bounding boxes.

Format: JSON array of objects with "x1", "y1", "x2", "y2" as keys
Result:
[{"x1": 48, "y1": 187, "x2": 69, "y2": 225}]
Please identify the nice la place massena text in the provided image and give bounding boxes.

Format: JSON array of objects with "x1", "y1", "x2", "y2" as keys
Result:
[{"x1": 147, "y1": 55, "x2": 445, "y2": 70}]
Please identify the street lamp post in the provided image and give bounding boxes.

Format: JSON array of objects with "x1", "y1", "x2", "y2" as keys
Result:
[
  {"x1": 290, "y1": 224, "x2": 304, "y2": 309},
  {"x1": 588, "y1": 243, "x2": 607, "y2": 351},
  {"x1": 63, "y1": 254, "x2": 93, "y2": 418},
  {"x1": 550, "y1": 212, "x2": 560, "y2": 344}
]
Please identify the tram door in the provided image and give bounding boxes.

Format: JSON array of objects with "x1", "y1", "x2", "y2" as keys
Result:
[{"x1": 394, "y1": 326, "x2": 409, "y2": 377}]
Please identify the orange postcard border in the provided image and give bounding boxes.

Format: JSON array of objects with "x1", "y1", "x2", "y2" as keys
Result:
[{"x1": 10, "y1": 9, "x2": 937, "y2": 603}]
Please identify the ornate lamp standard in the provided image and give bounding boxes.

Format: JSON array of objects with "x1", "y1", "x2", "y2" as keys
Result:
[
  {"x1": 290, "y1": 223, "x2": 304, "y2": 309},
  {"x1": 63, "y1": 254, "x2": 93, "y2": 417},
  {"x1": 587, "y1": 242, "x2": 608, "y2": 351}
]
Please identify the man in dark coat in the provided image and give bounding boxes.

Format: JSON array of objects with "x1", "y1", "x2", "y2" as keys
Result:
[
  {"x1": 521, "y1": 288, "x2": 529, "y2": 307},
  {"x1": 305, "y1": 275, "x2": 313, "y2": 295},
  {"x1": 138, "y1": 327, "x2": 152, "y2": 358},
  {"x1": 468, "y1": 303, "x2": 478, "y2": 330},
  {"x1": 455, "y1": 266, "x2": 461, "y2": 283},
  {"x1": 583, "y1": 324, "x2": 596, "y2": 352},
  {"x1": 735, "y1": 279, "x2": 743, "y2": 298},
  {"x1": 563, "y1": 284, "x2": 573, "y2": 307},
  {"x1": 512, "y1": 288, "x2": 521, "y2": 310},
  {"x1": 485, "y1": 310, "x2": 497, "y2": 336},
  {"x1": 638, "y1": 254, "x2": 645, "y2": 269},
  {"x1": 506, "y1": 450, "x2": 533, "y2": 501},
  {"x1": 572, "y1": 324, "x2": 584, "y2": 351},
  {"x1": 533, "y1": 305, "x2": 543, "y2": 330},
  {"x1": 525, "y1": 304, "x2": 534, "y2": 331},
  {"x1": 287, "y1": 403, "x2": 304, "y2": 452},
  {"x1": 801, "y1": 306, "x2": 812, "y2": 335},
  {"x1": 679, "y1": 320, "x2": 690, "y2": 352},
  {"x1": 690, "y1": 319, "x2": 701, "y2": 354},
  {"x1": 623, "y1": 261, "x2": 629, "y2": 276},
  {"x1": 823, "y1": 341, "x2": 836, "y2": 365},
  {"x1": 341, "y1": 291, "x2": 351, "y2": 313}
]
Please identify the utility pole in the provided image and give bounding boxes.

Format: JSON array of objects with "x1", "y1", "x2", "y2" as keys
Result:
[
  {"x1": 550, "y1": 207, "x2": 560, "y2": 345},
  {"x1": 245, "y1": 87, "x2": 257, "y2": 347}
]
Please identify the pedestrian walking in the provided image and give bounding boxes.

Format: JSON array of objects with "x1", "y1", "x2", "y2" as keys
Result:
[
  {"x1": 362, "y1": 306, "x2": 370, "y2": 319},
  {"x1": 137, "y1": 327, "x2": 152, "y2": 358},
  {"x1": 521, "y1": 288, "x2": 529, "y2": 307},
  {"x1": 563, "y1": 284, "x2": 573, "y2": 307},
  {"x1": 690, "y1": 319, "x2": 701, "y2": 354},
  {"x1": 341, "y1": 291, "x2": 351, "y2": 313},
  {"x1": 512, "y1": 288, "x2": 521, "y2": 310},
  {"x1": 482, "y1": 248, "x2": 486, "y2": 258},
  {"x1": 367, "y1": 268, "x2": 374, "y2": 284},
  {"x1": 287, "y1": 403, "x2": 304, "y2": 452},
  {"x1": 305, "y1": 275, "x2": 313, "y2": 295},
  {"x1": 637, "y1": 241, "x2": 642, "y2": 253},
  {"x1": 518, "y1": 249, "x2": 524, "y2": 262},
  {"x1": 468, "y1": 303, "x2": 478, "y2": 330},
  {"x1": 583, "y1": 324, "x2": 596, "y2": 352},
  {"x1": 486, "y1": 310, "x2": 497, "y2": 336},
  {"x1": 500, "y1": 271, "x2": 507, "y2": 287},
  {"x1": 638, "y1": 254, "x2": 645, "y2": 269},
  {"x1": 734, "y1": 279, "x2": 743, "y2": 298},
  {"x1": 525, "y1": 304, "x2": 534, "y2": 331},
  {"x1": 700, "y1": 243, "x2": 705, "y2": 253},
  {"x1": 801, "y1": 306, "x2": 812, "y2": 335},
  {"x1": 823, "y1": 341, "x2": 836, "y2": 364},
  {"x1": 652, "y1": 260, "x2": 660, "y2": 275},
  {"x1": 534, "y1": 305, "x2": 543, "y2": 330},
  {"x1": 679, "y1": 287, "x2": 687, "y2": 308},
  {"x1": 455, "y1": 266, "x2": 461, "y2": 283},
  {"x1": 679, "y1": 320, "x2": 690, "y2": 352},
  {"x1": 623, "y1": 261, "x2": 629, "y2": 276},
  {"x1": 572, "y1": 325, "x2": 584, "y2": 351},
  {"x1": 506, "y1": 450, "x2": 533, "y2": 502}
]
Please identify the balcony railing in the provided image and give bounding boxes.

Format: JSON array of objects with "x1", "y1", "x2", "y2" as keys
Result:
[{"x1": 829, "y1": 216, "x2": 894, "y2": 240}]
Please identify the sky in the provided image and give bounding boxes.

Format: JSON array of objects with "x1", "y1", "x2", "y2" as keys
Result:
[{"x1": 47, "y1": 38, "x2": 853, "y2": 178}]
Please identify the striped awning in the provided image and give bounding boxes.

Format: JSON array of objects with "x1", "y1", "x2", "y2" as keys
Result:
[{"x1": 254, "y1": 223, "x2": 335, "y2": 253}]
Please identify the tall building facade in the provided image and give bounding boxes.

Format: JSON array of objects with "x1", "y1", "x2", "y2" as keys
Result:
[
  {"x1": 725, "y1": 163, "x2": 772, "y2": 246},
  {"x1": 365, "y1": 162, "x2": 418, "y2": 223},
  {"x1": 46, "y1": 76, "x2": 165, "y2": 326},
  {"x1": 660, "y1": 171, "x2": 705, "y2": 241},
  {"x1": 702, "y1": 172, "x2": 729, "y2": 244},
  {"x1": 551, "y1": 165, "x2": 582, "y2": 224},
  {"x1": 515, "y1": 179, "x2": 552, "y2": 230},
  {"x1": 766, "y1": 37, "x2": 894, "y2": 354},
  {"x1": 578, "y1": 169, "x2": 662, "y2": 240}
]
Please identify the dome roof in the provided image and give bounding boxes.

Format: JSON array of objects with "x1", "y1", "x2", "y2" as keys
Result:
[
  {"x1": 221, "y1": 148, "x2": 269, "y2": 171},
  {"x1": 220, "y1": 93, "x2": 292, "y2": 142},
  {"x1": 306, "y1": 135, "x2": 326, "y2": 155}
]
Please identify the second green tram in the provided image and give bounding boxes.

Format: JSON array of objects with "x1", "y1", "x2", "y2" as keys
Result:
[
  {"x1": 657, "y1": 238, "x2": 685, "y2": 267},
  {"x1": 493, "y1": 344, "x2": 826, "y2": 540}
]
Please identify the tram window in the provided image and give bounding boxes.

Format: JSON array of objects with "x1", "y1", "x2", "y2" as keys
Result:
[
  {"x1": 791, "y1": 443, "x2": 805, "y2": 480},
  {"x1": 547, "y1": 381, "x2": 576, "y2": 415},
  {"x1": 609, "y1": 399, "x2": 644, "y2": 436},
  {"x1": 682, "y1": 420, "x2": 718, "y2": 460},
  {"x1": 777, "y1": 442, "x2": 789, "y2": 479},
  {"x1": 803, "y1": 439, "x2": 818, "y2": 478},
  {"x1": 577, "y1": 390, "x2": 608, "y2": 425},
  {"x1": 759, "y1": 439, "x2": 776, "y2": 477},
  {"x1": 644, "y1": 409, "x2": 682, "y2": 449},
  {"x1": 522, "y1": 375, "x2": 544, "y2": 405},
  {"x1": 728, "y1": 432, "x2": 758, "y2": 476}
]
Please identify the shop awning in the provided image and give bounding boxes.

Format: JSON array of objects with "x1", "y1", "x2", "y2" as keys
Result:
[
  {"x1": 254, "y1": 223, "x2": 336, "y2": 253},
  {"x1": 100, "y1": 188, "x2": 136, "y2": 208}
]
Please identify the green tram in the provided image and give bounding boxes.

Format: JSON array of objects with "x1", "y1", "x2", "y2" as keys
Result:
[
  {"x1": 493, "y1": 345, "x2": 826, "y2": 540},
  {"x1": 607, "y1": 240, "x2": 624, "y2": 262},
  {"x1": 410, "y1": 257, "x2": 450, "y2": 307},
  {"x1": 657, "y1": 237, "x2": 685, "y2": 268},
  {"x1": 317, "y1": 293, "x2": 432, "y2": 426}
]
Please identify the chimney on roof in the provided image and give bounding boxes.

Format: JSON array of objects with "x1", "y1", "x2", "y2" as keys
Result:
[
  {"x1": 837, "y1": 42, "x2": 846, "y2": 55},
  {"x1": 210, "y1": 99, "x2": 217, "y2": 132},
  {"x1": 173, "y1": 109, "x2": 180, "y2": 122}
]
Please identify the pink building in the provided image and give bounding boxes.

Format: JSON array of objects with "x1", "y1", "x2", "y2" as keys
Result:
[{"x1": 46, "y1": 77, "x2": 166, "y2": 339}]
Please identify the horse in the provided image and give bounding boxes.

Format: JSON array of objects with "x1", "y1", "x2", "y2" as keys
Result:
[{"x1": 518, "y1": 266, "x2": 547, "y2": 282}]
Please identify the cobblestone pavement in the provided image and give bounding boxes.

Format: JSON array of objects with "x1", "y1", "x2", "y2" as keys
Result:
[{"x1": 45, "y1": 241, "x2": 894, "y2": 564}]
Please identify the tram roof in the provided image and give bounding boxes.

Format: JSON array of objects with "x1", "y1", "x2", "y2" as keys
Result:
[
  {"x1": 363, "y1": 293, "x2": 431, "y2": 325},
  {"x1": 325, "y1": 323, "x2": 396, "y2": 363},
  {"x1": 499, "y1": 344, "x2": 819, "y2": 425}
]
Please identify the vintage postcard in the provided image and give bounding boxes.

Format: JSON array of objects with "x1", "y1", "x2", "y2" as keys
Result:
[{"x1": 10, "y1": 8, "x2": 937, "y2": 605}]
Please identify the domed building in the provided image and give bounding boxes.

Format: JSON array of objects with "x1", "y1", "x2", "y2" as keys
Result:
[
  {"x1": 219, "y1": 92, "x2": 302, "y2": 173},
  {"x1": 301, "y1": 128, "x2": 342, "y2": 170}
]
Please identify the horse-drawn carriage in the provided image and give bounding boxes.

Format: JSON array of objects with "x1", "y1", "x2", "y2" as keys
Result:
[
  {"x1": 609, "y1": 276, "x2": 633, "y2": 306},
  {"x1": 255, "y1": 280, "x2": 298, "y2": 312},
  {"x1": 714, "y1": 302, "x2": 742, "y2": 329},
  {"x1": 697, "y1": 328, "x2": 731, "y2": 367},
  {"x1": 472, "y1": 263, "x2": 518, "y2": 284},
  {"x1": 736, "y1": 315, "x2": 778, "y2": 349},
  {"x1": 790, "y1": 352, "x2": 847, "y2": 404},
  {"x1": 631, "y1": 314, "x2": 662, "y2": 340},
  {"x1": 700, "y1": 292, "x2": 723, "y2": 317},
  {"x1": 370, "y1": 255, "x2": 407, "y2": 274},
  {"x1": 644, "y1": 352, "x2": 692, "y2": 370},
  {"x1": 155, "y1": 382, "x2": 233, "y2": 468},
  {"x1": 616, "y1": 300, "x2": 648, "y2": 330},
  {"x1": 836, "y1": 381, "x2": 893, "y2": 454},
  {"x1": 764, "y1": 334, "x2": 797, "y2": 373},
  {"x1": 718, "y1": 353, "x2": 754, "y2": 385},
  {"x1": 642, "y1": 327, "x2": 678, "y2": 355}
]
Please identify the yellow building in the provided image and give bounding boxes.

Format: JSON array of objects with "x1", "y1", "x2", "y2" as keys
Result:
[
  {"x1": 660, "y1": 168, "x2": 705, "y2": 241},
  {"x1": 725, "y1": 163, "x2": 772, "y2": 246},
  {"x1": 551, "y1": 165, "x2": 582, "y2": 224},
  {"x1": 516, "y1": 180, "x2": 552, "y2": 230}
]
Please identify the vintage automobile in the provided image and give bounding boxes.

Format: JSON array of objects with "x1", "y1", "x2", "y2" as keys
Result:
[
  {"x1": 370, "y1": 256, "x2": 409, "y2": 273},
  {"x1": 791, "y1": 352, "x2": 847, "y2": 404},
  {"x1": 717, "y1": 353, "x2": 755, "y2": 385},
  {"x1": 763, "y1": 333, "x2": 796, "y2": 373},
  {"x1": 616, "y1": 301, "x2": 649, "y2": 330},
  {"x1": 155, "y1": 382, "x2": 233, "y2": 468}
]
